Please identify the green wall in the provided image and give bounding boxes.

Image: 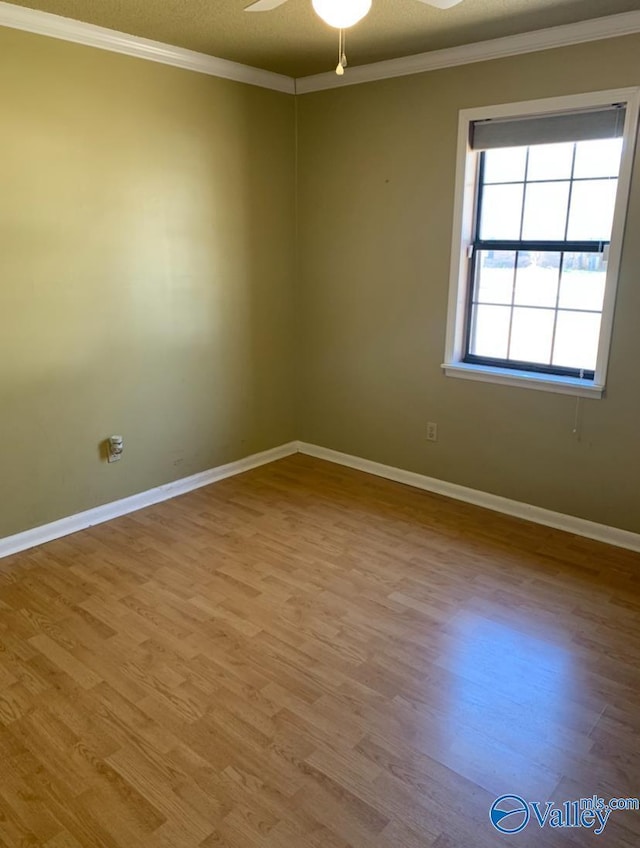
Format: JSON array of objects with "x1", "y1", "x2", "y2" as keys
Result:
[
  {"x1": 297, "y1": 35, "x2": 640, "y2": 534},
  {"x1": 2, "y1": 24, "x2": 640, "y2": 542},
  {"x1": 0, "y1": 27, "x2": 296, "y2": 538}
]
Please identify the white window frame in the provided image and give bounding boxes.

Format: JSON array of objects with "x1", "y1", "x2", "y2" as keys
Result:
[{"x1": 442, "y1": 88, "x2": 640, "y2": 398}]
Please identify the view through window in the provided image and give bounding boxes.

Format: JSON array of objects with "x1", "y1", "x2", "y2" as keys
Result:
[{"x1": 466, "y1": 137, "x2": 623, "y2": 378}]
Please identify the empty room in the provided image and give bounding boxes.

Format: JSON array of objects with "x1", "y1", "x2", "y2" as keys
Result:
[{"x1": 1, "y1": 0, "x2": 640, "y2": 845}]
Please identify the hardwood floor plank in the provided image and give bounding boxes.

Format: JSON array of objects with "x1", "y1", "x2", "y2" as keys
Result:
[{"x1": 1, "y1": 454, "x2": 639, "y2": 846}]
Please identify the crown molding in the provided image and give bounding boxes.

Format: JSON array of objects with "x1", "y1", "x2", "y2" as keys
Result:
[
  {"x1": 1, "y1": 3, "x2": 639, "y2": 97},
  {"x1": 0, "y1": 1, "x2": 295, "y2": 94},
  {"x1": 296, "y1": 10, "x2": 640, "y2": 94}
]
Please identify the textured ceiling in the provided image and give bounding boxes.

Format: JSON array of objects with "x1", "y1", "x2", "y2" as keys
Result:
[{"x1": 8, "y1": 0, "x2": 640, "y2": 77}]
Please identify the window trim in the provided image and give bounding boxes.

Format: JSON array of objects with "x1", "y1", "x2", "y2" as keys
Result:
[{"x1": 442, "y1": 89, "x2": 640, "y2": 398}]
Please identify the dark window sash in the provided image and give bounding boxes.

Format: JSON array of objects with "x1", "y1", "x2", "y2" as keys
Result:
[
  {"x1": 472, "y1": 240, "x2": 609, "y2": 254},
  {"x1": 463, "y1": 354, "x2": 595, "y2": 381},
  {"x1": 462, "y1": 151, "x2": 604, "y2": 380}
]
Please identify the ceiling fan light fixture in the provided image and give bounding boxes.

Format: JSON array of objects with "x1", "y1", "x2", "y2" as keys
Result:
[{"x1": 311, "y1": 0, "x2": 372, "y2": 29}]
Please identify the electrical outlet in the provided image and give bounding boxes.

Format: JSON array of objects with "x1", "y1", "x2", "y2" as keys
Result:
[
  {"x1": 426, "y1": 422, "x2": 438, "y2": 442},
  {"x1": 107, "y1": 435, "x2": 124, "y2": 463}
]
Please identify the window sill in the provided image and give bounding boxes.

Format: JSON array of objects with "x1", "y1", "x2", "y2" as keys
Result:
[{"x1": 442, "y1": 362, "x2": 604, "y2": 398}]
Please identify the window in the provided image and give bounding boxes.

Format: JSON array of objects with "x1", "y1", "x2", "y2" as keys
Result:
[{"x1": 443, "y1": 90, "x2": 640, "y2": 397}]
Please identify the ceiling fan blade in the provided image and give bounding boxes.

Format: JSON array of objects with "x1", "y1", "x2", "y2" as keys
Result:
[
  {"x1": 244, "y1": 0, "x2": 290, "y2": 11},
  {"x1": 415, "y1": 0, "x2": 464, "y2": 8}
]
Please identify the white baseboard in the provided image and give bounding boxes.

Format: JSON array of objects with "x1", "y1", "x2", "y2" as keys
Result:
[
  {"x1": 3, "y1": 439, "x2": 638, "y2": 561},
  {"x1": 296, "y1": 442, "x2": 640, "y2": 554},
  {"x1": 0, "y1": 442, "x2": 298, "y2": 560}
]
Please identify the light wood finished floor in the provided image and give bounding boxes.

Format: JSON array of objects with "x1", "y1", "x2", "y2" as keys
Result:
[{"x1": 1, "y1": 455, "x2": 640, "y2": 847}]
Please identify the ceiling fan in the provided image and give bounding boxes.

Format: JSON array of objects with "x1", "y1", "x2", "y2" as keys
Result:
[{"x1": 245, "y1": 0, "x2": 464, "y2": 75}]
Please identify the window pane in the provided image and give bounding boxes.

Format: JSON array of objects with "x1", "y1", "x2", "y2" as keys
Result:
[
  {"x1": 574, "y1": 138, "x2": 623, "y2": 179},
  {"x1": 475, "y1": 251, "x2": 516, "y2": 304},
  {"x1": 567, "y1": 179, "x2": 618, "y2": 241},
  {"x1": 483, "y1": 147, "x2": 527, "y2": 183},
  {"x1": 470, "y1": 304, "x2": 511, "y2": 359},
  {"x1": 479, "y1": 184, "x2": 524, "y2": 240},
  {"x1": 521, "y1": 181, "x2": 570, "y2": 240},
  {"x1": 509, "y1": 307, "x2": 555, "y2": 365},
  {"x1": 558, "y1": 253, "x2": 607, "y2": 311},
  {"x1": 513, "y1": 252, "x2": 561, "y2": 307},
  {"x1": 552, "y1": 311, "x2": 601, "y2": 372},
  {"x1": 527, "y1": 142, "x2": 574, "y2": 181}
]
